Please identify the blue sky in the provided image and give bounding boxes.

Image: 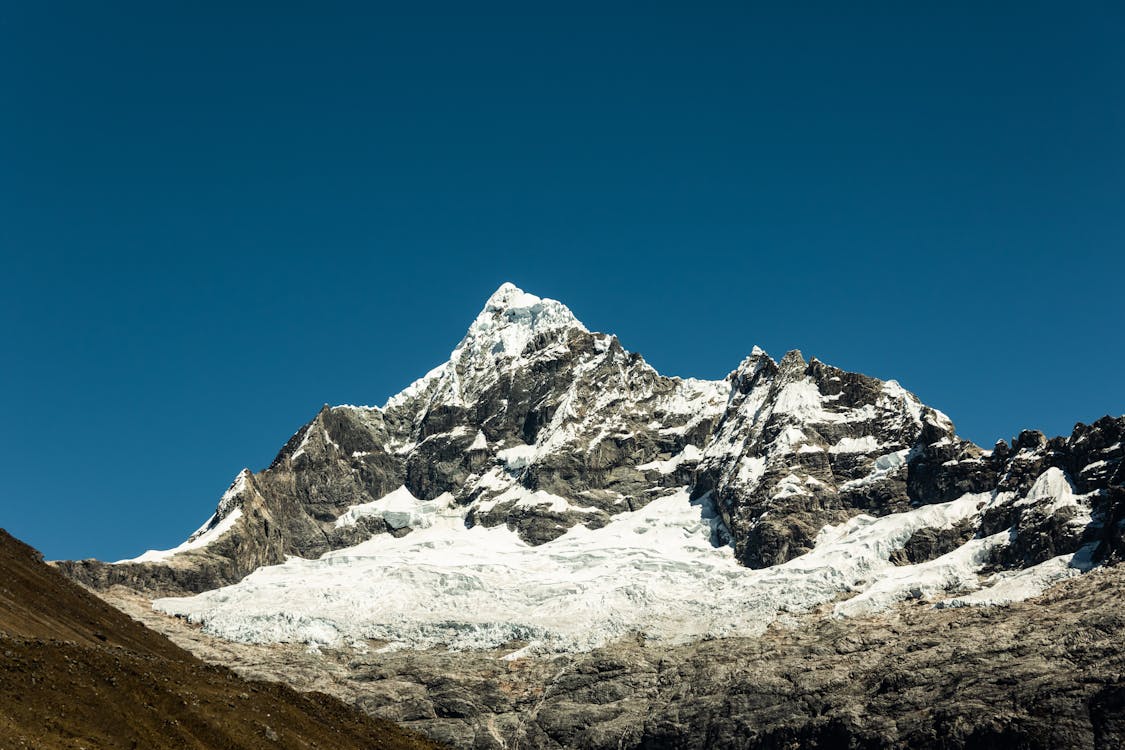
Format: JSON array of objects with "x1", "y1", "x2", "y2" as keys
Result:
[{"x1": 2, "y1": 2, "x2": 1122, "y2": 561}]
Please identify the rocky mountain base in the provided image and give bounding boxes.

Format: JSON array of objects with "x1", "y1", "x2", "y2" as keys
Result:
[{"x1": 105, "y1": 565, "x2": 1125, "y2": 750}]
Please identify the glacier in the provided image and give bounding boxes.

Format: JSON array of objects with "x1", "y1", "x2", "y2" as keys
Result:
[{"x1": 153, "y1": 478, "x2": 1091, "y2": 653}]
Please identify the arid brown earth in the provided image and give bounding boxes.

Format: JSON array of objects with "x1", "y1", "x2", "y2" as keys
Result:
[{"x1": 0, "y1": 529, "x2": 441, "y2": 750}]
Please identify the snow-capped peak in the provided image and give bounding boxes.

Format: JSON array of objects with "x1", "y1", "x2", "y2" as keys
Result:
[
  {"x1": 482, "y1": 281, "x2": 545, "y2": 312},
  {"x1": 80, "y1": 274, "x2": 1125, "y2": 668},
  {"x1": 384, "y1": 283, "x2": 588, "y2": 411},
  {"x1": 455, "y1": 283, "x2": 586, "y2": 361}
]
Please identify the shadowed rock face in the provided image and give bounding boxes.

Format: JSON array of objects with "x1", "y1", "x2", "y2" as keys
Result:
[
  {"x1": 57, "y1": 284, "x2": 1124, "y2": 605},
  {"x1": 692, "y1": 349, "x2": 949, "y2": 568},
  {"x1": 693, "y1": 350, "x2": 1124, "y2": 572}
]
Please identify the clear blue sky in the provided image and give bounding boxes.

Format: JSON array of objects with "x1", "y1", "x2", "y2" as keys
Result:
[{"x1": 1, "y1": 2, "x2": 1122, "y2": 561}]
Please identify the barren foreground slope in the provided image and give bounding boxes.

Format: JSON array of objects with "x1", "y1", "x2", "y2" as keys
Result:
[{"x1": 0, "y1": 529, "x2": 441, "y2": 750}]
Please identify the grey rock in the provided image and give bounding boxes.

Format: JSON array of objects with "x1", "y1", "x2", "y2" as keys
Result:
[{"x1": 108, "y1": 564, "x2": 1125, "y2": 750}]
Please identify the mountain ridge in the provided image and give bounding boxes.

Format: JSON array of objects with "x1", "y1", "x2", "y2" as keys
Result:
[
  {"x1": 56, "y1": 283, "x2": 1123, "y2": 644},
  {"x1": 48, "y1": 281, "x2": 1125, "y2": 748}
]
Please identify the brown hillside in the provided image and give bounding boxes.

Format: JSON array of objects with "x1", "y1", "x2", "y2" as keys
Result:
[{"x1": 0, "y1": 529, "x2": 442, "y2": 750}]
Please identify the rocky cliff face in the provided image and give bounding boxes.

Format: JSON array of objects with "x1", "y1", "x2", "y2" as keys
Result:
[
  {"x1": 59, "y1": 284, "x2": 1123, "y2": 609},
  {"x1": 695, "y1": 348, "x2": 1124, "y2": 574}
]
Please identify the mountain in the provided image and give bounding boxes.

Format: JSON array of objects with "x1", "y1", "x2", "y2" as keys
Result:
[
  {"x1": 0, "y1": 528, "x2": 440, "y2": 749},
  {"x1": 54, "y1": 283, "x2": 1125, "y2": 747}
]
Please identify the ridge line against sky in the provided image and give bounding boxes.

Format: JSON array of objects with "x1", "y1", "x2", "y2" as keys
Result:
[{"x1": 1, "y1": 2, "x2": 1121, "y2": 560}]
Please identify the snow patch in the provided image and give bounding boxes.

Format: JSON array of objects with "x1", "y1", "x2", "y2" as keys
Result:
[
  {"x1": 772, "y1": 380, "x2": 824, "y2": 418},
  {"x1": 1015, "y1": 467, "x2": 1076, "y2": 510},
  {"x1": 497, "y1": 444, "x2": 537, "y2": 470},
  {"x1": 936, "y1": 544, "x2": 1098, "y2": 608},
  {"x1": 637, "y1": 444, "x2": 702, "y2": 473},
  {"x1": 833, "y1": 531, "x2": 1009, "y2": 617},
  {"x1": 334, "y1": 486, "x2": 451, "y2": 530},
  {"x1": 830, "y1": 435, "x2": 882, "y2": 454},
  {"x1": 840, "y1": 449, "x2": 910, "y2": 491},
  {"x1": 737, "y1": 456, "x2": 766, "y2": 486}
]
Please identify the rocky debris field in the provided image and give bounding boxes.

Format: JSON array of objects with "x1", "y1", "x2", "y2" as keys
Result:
[{"x1": 109, "y1": 564, "x2": 1125, "y2": 750}]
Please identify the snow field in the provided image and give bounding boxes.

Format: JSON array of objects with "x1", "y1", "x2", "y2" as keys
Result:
[{"x1": 154, "y1": 473, "x2": 1092, "y2": 654}]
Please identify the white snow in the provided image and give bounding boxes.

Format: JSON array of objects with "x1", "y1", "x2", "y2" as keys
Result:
[
  {"x1": 496, "y1": 444, "x2": 536, "y2": 470},
  {"x1": 473, "y1": 484, "x2": 600, "y2": 515},
  {"x1": 833, "y1": 531, "x2": 1009, "y2": 617},
  {"x1": 380, "y1": 284, "x2": 589, "y2": 415},
  {"x1": 839, "y1": 449, "x2": 910, "y2": 491},
  {"x1": 1009, "y1": 467, "x2": 1093, "y2": 530},
  {"x1": 737, "y1": 456, "x2": 767, "y2": 486},
  {"x1": 153, "y1": 486, "x2": 1051, "y2": 654},
  {"x1": 874, "y1": 450, "x2": 908, "y2": 471},
  {"x1": 830, "y1": 435, "x2": 882, "y2": 454},
  {"x1": 772, "y1": 426, "x2": 809, "y2": 452},
  {"x1": 289, "y1": 425, "x2": 314, "y2": 463},
  {"x1": 334, "y1": 486, "x2": 449, "y2": 530},
  {"x1": 772, "y1": 379, "x2": 824, "y2": 418},
  {"x1": 881, "y1": 380, "x2": 925, "y2": 425},
  {"x1": 1015, "y1": 467, "x2": 1077, "y2": 510},
  {"x1": 215, "y1": 469, "x2": 251, "y2": 516},
  {"x1": 771, "y1": 473, "x2": 810, "y2": 499},
  {"x1": 936, "y1": 543, "x2": 1098, "y2": 608},
  {"x1": 512, "y1": 489, "x2": 599, "y2": 514}
]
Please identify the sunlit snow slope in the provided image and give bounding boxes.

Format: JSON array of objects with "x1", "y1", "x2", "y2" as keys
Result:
[{"x1": 154, "y1": 477, "x2": 1099, "y2": 653}]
